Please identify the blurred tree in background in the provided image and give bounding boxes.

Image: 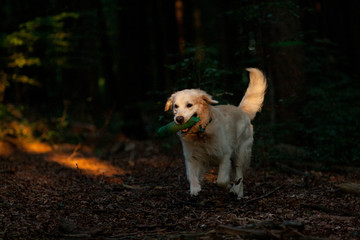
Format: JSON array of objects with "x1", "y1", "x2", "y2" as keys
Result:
[{"x1": 0, "y1": 0, "x2": 359, "y2": 165}]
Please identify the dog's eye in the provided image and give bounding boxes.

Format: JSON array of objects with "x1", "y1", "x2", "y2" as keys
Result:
[
  {"x1": 187, "y1": 103, "x2": 193, "y2": 108},
  {"x1": 174, "y1": 104, "x2": 179, "y2": 109}
]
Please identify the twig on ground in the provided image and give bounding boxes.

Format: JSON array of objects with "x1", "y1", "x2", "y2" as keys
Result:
[
  {"x1": 161, "y1": 230, "x2": 216, "y2": 239},
  {"x1": 108, "y1": 230, "x2": 216, "y2": 240},
  {"x1": 75, "y1": 162, "x2": 82, "y2": 176},
  {"x1": 121, "y1": 184, "x2": 142, "y2": 190},
  {"x1": 300, "y1": 203, "x2": 355, "y2": 217},
  {"x1": 217, "y1": 225, "x2": 280, "y2": 238},
  {"x1": 217, "y1": 221, "x2": 327, "y2": 240},
  {"x1": 61, "y1": 233, "x2": 92, "y2": 238},
  {"x1": 68, "y1": 143, "x2": 82, "y2": 160},
  {"x1": 242, "y1": 184, "x2": 284, "y2": 207},
  {"x1": 234, "y1": 217, "x2": 262, "y2": 223}
]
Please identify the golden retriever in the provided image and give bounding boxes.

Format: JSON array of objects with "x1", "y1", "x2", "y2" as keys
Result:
[{"x1": 164, "y1": 68, "x2": 267, "y2": 199}]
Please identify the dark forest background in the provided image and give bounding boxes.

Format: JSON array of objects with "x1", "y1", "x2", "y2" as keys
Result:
[{"x1": 1, "y1": 0, "x2": 359, "y2": 166}]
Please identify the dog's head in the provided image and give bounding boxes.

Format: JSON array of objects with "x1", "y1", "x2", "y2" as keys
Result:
[{"x1": 164, "y1": 89, "x2": 218, "y2": 133}]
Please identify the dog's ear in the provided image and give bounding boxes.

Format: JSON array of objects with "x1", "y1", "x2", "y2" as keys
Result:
[
  {"x1": 202, "y1": 93, "x2": 218, "y2": 105},
  {"x1": 164, "y1": 94, "x2": 175, "y2": 111}
]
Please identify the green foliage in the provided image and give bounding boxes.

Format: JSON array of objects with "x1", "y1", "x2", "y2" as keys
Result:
[
  {"x1": 0, "y1": 103, "x2": 30, "y2": 139},
  {"x1": 1, "y1": 12, "x2": 79, "y2": 91},
  {"x1": 5, "y1": 12, "x2": 79, "y2": 53}
]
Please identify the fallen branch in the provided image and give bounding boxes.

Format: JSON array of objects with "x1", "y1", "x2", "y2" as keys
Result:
[
  {"x1": 336, "y1": 182, "x2": 360, "y2": 196},
  {"x1": 165, "y1": 230, "x2": 216, "y2": 239},
  {"x1": 217, "y1": 225, "x2": 281, "y2": 238},
  {"x1": 109, "y1": 230, "x2": 216, "y2": 239},
  {"x1": 242, "y1": 185, "x2": 284, "y2": 207},
  {"x1": 216, "y1": 222, "x2": 327, "y2": 240},
  {"x1": 67, "y1": 143, "x2": 82, "y2": 160},
  {"x1": 121, "y1": 184, "x2": 142, "y2": 190},
  {"x1": 235, "y1": 220, "x2": 304, "y2": 231},
  {"x1": 61, "y1": 233, "x2": 91, "y2": 238},
  {"x1": 300, "y1": 203, "x2": 355, "y2": 217}
]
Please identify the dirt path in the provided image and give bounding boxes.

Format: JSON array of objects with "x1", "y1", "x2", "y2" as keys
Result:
[{"x1": 1, "y1": 139, "x2": 359, "y2": 239}]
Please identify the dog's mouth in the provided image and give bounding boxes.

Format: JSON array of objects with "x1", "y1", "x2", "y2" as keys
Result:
[{"x1": 181, "y1": 113, "x2": 198, "y2": 134}]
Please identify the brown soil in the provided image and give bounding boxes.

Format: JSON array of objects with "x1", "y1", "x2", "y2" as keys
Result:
[{"x1": 1, "y1": 138, "x2": 359, "y2": 239}]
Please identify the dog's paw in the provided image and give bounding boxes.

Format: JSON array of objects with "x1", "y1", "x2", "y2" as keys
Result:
[
  {"x1": 229, "y1": 184, "x2": 237, "y2": 194},
  {"x1": 236, "y1": 190, "x2": 244, "y2": 200},
  {"x1": 216, "y1": 176, "x2": 230, "y2": 188},
  {"x1": 190, "y1": 184, "x2": 201, "y2": 196},
  {"x1": 229, "y1": 179, "x2": 244, "y2": 199}
]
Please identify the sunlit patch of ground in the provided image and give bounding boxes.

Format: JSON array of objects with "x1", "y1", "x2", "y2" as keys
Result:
[
  {"x1": 0, "y1": 138, "x2": 127, "y2": 182},
  {"x1": 49, "y1": 154, "x2": 127, "y2": 178},
  {"x1": 21, "y1": 140, "x2": 53, "y2": 154},
  {"x1": 0, "y1": 138, "x2": 53, "y2": 155}
]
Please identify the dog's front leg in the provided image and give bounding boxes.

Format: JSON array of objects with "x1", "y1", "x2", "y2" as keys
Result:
[{"x1": 184, "y1": 156, "x2": 202, "y2": 196}]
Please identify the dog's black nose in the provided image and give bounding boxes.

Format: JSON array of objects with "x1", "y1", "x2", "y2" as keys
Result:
[{"x1": 176, "y1": 116, "x2": 184, "y2": 124}]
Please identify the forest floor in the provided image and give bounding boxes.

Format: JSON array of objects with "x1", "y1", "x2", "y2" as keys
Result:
[{"x1": 0, "y1": 136, "x2": 360, "y2": 240}]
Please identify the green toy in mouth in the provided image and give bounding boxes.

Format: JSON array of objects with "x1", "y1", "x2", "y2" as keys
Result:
[{"x1": 157, "y1": 116, "x2": 200, "y2": 138}]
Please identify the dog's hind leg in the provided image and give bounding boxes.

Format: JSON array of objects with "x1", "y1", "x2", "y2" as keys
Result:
[
  {"x1": 230, "y1": 168, "x2": 244, "y2": 199},
  {"x1": 230, "y1": 137, "x2": 252, "y2": 199}
]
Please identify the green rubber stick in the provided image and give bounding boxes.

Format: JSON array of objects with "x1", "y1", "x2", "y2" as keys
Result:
[{"x1": 157, "y1": 116, "x2": 200, "y2": 138}]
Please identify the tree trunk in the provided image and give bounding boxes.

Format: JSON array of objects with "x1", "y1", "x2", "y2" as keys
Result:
[
  {"x1": 97, "y1": 0, "x2": 119, "y2": 105},
  {"x1": 260, "y1": 1, "x2": 306, "y2": 124}
]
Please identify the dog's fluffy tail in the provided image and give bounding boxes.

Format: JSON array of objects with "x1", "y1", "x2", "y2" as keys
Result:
[{"x1": 239, "y1": 68, "x2": 267, "y2": 120}]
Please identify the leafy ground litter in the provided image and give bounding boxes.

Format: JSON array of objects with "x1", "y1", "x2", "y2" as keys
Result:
[{"x1": 0, "y1": 137, "x2": 359, "y2": 239}]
